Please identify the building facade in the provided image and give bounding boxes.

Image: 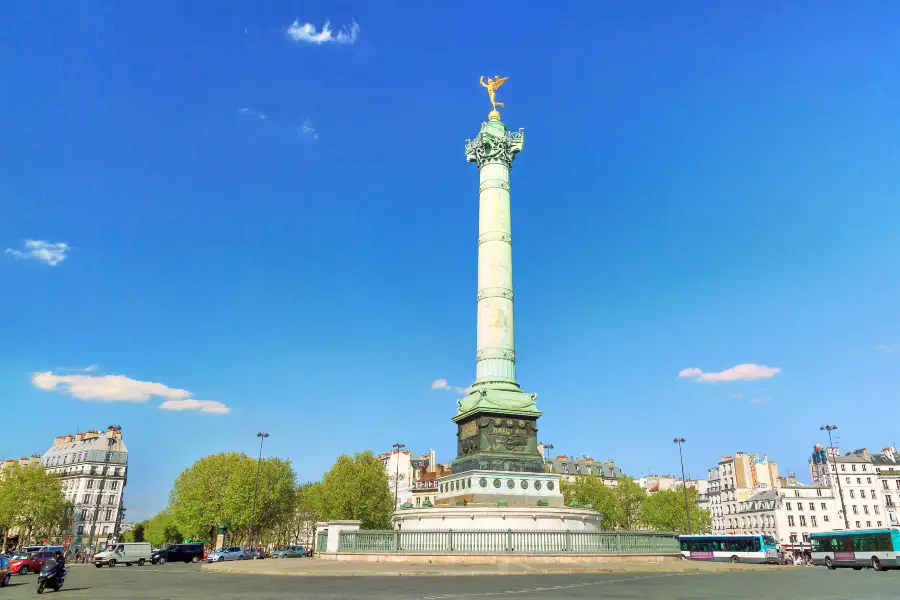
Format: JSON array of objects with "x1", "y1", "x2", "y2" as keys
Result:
[
  {"x1": 542, "y1": 453, "x2": 623, "y2": 488},
  {"x1": 809, "y1": 445, "x2": 888, "y2": 531},
  {"x1": 380, "y1": 449, "x2": 413, "y2": 510},
  {"x1": 872, "y1": 447, "x2": 900, "y2": 526},
  {"x1": 707, "y1": 452, "x2": 779, "y2": 535},
  {"x1": 39, "y1": 426, "x2": 128, "y2": 551},
  {"x1": 731, "y1": 480, "x2": 842, "y2": 553}
]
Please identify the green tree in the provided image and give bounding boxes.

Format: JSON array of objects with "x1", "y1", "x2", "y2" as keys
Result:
[
  {"x1": 0, "y1": 462, "x2": 68, "y2": 544},
  {"x1": 641, "y1": 487, "x2": 711, "y2": 533},
  {"x1": 320, "y1": 451, "x2": 393, "y2": 529},
  {"x1": 614, "y1": 476, "x2": 646, "y2": 530},
  {"x1": 561, "y1": 477, "x2": 619, "y2": 529},
  {"x1": 168, "y1": 452, "x2": 296, "y2": 545},
  {"x1": 132, "y1": 523, "x2": 145, "y2": 542}
]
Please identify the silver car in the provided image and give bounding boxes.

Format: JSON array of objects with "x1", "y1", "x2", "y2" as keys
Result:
[{"x1": 206, "y1": 546, "x2": 245, "y2": 562}]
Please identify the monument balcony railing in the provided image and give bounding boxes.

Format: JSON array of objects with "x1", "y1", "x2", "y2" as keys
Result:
[{"x1": 336, "y1": 530, "x2": 680, "y2": 554}]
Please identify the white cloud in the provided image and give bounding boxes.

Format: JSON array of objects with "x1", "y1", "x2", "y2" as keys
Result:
[
  {"x1": 876, "y1": 344, "x2": 897, "y2": 353},
  {"x1": 5, "y1": 239, "x2": 70, "y2": 266},
  {"x1": 159, "y1": 399, "x2": 230, "y2": 415},
  {"x1": 431, "y1": 378, "x2": 471, "y2": 394},
  {"x1": 32, "y1": 369, "x2": 229, "y2": 414},
  {"x1": 677, "y1": 363, "x2": 781, "y2": 383},
  {"x1": 733, "y1": 393, "x2": 744, "y2": 399},
  {"x1": 286, "y1": 19, "x2": 359, "y2": 45},
  {"x1": 300, "y1": 117, "x2": 318, "y2": 139},
  {"x1": 237, "y1": 107, "x2": 267, "y2": 120},
  {"x1": 748, "y1": 397, "x2": 770, "y2": 404}
]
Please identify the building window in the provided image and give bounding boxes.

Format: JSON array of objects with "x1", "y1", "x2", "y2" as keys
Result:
[
  {"x1": 788, "y1": 516, "x2": 795, "y2": 527},
  {"x1": 841, "y1": 465, "x2": 846, "y2": 471},
  {"x1": 797, "y1": 503, "x2": 803, "y2": 511},
  {"x1": 867, "y1": 477, "x2": 872, "y2": 484},
  {"x1": 87, "y1": 480, "x2": 94, "y2": 489},
  {"x1": 795, "y1": 490, "x2": 801, "y2": 497},
  {"x1": 802, "y1": 533, "x2": 810, "y2": 542},
  {"x1": 875, "y1": 506, "x2": 880, "y2": 515},
  {"x1": 80, "y1": 509, "x2": 87, "y2": 519},
  {"x1": 824, "y1": 515, "x2": 830, "y2": 522},
  {"x1": 809, "y1": 502, "x2": 815, "y2": 510},
  {"x1": 866, "y1": 521, "x2": 872, "y2": 528},
  {"x1": 846, "y1": 478, "x2": 851, "y2": 484},
  {"x1": 105, "y1": 509, "x2": 112, "y2": 520},
  {"x1": 853, "y1": 505, "x2": 859, "y2": 514},
  {"x1": 77, "y1": 525, "x2": 84, "y2": 535},
  {"x1": 821, "y1": 502, "x2": 827, "y2": 510},
  {"x1": 789, "y1": 533, "x2": 797, "y2": 543},
  {"x1": 862, "y1": 465, "x2": 867, "y2": 472},
  {"x1": 884, "y1": 481, "x2": 890, "y2": 490},
  {"x1": 896, "y1": 480, "x2": 900, "y2": 490},
  {"x1": 856, "y1": 521, "x2": 861, "y2": 528},
  {"x1": 800, "y1": 516, "x2": 807, "y2": 527},
  {"x1": 861, "y1": 490, "x2": 867, "y2": 499},
  {"x1": 817, "y1": 489, "x2": 822, "y2": 497},
  {"x1": 878, "y1": 521, "x2": 883, "y2": 527},
  {"x1": 811, "y1": 516, "x2": 818, "y2": 527},
  {"x1": 849, "y1": 490, "x2": 855, "y2": 499},
  {"x1": 786, "y1": 502, "x2": 792, "y2": 511},
  {"x1": 111, "y1": 481, "x2": 118, "y2": 490},
  {"x1": 886, "y1": 494, "x2": 894, "y2": 506},
  {"x1": 852, "y1": 465, "x2": 857, "y2": 472},
  {"x1": 864, "y1": 506, "x2": 870, "y2": 514}
]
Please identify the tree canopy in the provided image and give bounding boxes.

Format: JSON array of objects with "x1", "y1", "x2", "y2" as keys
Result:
[
  {"x1": 319, "y1": 451, "x2": 393, "y2": 529},
  {"x1": 168, "y1": 452, "x2": 296, "y2": 545},
  {"x1": 641, "y1": 487, "x2": 711, "y2": 533},
  {"x1": 0, "y1": 462, "x2": 71, "y2": 546}
]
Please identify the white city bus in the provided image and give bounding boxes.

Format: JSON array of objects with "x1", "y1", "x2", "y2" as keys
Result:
[
  {"x1": 679, "y1": 535, "x2": 779, "y2": 564},
  {"x1": 811, "y1": 529, "x2": 900, "y2": 571}
]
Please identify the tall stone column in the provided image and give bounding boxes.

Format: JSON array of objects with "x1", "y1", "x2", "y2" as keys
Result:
[
  {"x1": 452, "y1": 113, "x2": 542, "y2": 476},
  {"x1": 468, "y1": 116, "x2": 523, "y2": 389}
]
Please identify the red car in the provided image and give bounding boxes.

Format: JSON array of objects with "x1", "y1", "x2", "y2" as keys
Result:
[{"x1": 9, "y1": 550, "x2": 54, "y2": 575}]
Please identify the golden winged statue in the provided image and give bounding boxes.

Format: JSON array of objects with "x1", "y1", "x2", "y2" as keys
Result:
[{"x1": 480, "y1": 75, "x2": 508, "y2": 117}]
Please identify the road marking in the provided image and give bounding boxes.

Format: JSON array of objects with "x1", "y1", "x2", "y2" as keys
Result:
[{"x1": 413, "y1": 573, "x2": 698, "y2": 600}]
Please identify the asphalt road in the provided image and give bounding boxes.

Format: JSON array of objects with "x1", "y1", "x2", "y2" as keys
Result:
[{"x1": 2, "y1": 563, "x2": 899, "y2": 599}]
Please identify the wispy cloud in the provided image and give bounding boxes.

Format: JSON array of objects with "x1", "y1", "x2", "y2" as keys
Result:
[
  {"x1": 431, "y1": 378, "x2": 471, "y2": 394},
  {"x1": 733, "y1": 393, "x2": 744, "y2": 399},
  {"x1": 299, "y1": 117, "x2": 318, "y2": 140},
  {"x1": 677, "y1": 363, "x2": 781, "y2": 383},
  {"x1": 32, "y1": 369, "x2": 229, "y2": 415},
  {"x1": 286, "y1": 19, "x2": 359, "y2": 45},
  {"x1": 876, "y1": 344, "x2": 898, "y2": 353},
  {"x1": 748, "y1": 396, "x2": 770, "y2": 405},
  {"x1": 5, "y1": 239, "x2": 70, "y2": 266},
  {"x1": 237, "y1": 107, "x2": 267, "y2": 120},
  {"x1": 159, "y1": 399, "x2": 230, "y2": 415}
]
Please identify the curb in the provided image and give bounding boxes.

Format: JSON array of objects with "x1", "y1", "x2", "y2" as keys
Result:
[{"x1": 200, "y1": 564, "x2": 782, "y2": 577}]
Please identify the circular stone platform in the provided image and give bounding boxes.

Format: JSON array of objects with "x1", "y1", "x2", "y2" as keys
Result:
[{"x1": 393, "y1": 505, "x2": 604, "y2": 531}]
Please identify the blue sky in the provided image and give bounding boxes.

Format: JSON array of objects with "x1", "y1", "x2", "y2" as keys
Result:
[{"x1": 2, "y1": 2, "x2": 899, "y2": 520}]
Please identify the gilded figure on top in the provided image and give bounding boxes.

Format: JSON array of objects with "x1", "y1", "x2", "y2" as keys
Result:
[{"x1": 480, "y1": 75, "x2": 508, "y2": 116}]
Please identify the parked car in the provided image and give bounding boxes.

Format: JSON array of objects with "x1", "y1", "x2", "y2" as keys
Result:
[
  {"x1": 93, "y1": 542, "x2": 153, "y2": 568},
  {"x1": 271, "y1": 545, "x2": 308, "y2": 558},
  {"x1": 9, "y1": 551, "x2": 54, "y2": 575},
  {"x1": 206, "y1": 547, "x2": 245, "y2": 562},
  {"x1": 247, "y1": 548, "x2": 265, "y2": 560},
  {"x1": 150, "y1": 543, "x2": 204, "y2": 565},
  {"x1": 0, "y1": 555, "x2": 10, "y2": 587}
]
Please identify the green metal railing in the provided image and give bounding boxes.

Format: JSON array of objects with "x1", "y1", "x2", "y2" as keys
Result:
[{"x1": 337, "y1": 530, "x2": 679, "y2": 554}]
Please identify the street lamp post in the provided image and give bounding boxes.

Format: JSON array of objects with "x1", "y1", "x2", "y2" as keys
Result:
[
  {"x1": 392, "y1": 442, "x2": 406, "y2": 510},
  {"x1": 674, "y1": 438, "x2": 692, "y2": 534},
  {"x1": 540, "y1": 443, "x2": 554, "y2": 471},
  {"x1": 820, "y1": 425, "x2": 850, "y2": 530},
  {"x1": 248, "y1": 432, "x2": 269, "y2": 549}
]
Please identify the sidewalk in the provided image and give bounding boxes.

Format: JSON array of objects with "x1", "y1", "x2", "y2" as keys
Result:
[{"x1": 202, "y1": 558, "x2": 783, "y2": 577}]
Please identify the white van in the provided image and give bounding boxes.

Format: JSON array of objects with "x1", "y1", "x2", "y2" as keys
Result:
[{"x1": 93, "y1": 542, "x2": 153, "y2": 567}]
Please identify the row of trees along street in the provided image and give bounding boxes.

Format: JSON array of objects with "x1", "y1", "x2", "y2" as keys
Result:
[
  {"x1": 126, "y1": 450, "x2": 394, "y2": 549},
  {"x1": 561, "y1": 475, "x2": 712, "y2": 533},
  {"x1": 0, "y1": 462, "x2": 73, "y2": 548}
]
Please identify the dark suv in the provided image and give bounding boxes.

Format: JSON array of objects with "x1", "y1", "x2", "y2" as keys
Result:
[{"x1": 151, "y1": 543, "x2": 204, "y2": 564}]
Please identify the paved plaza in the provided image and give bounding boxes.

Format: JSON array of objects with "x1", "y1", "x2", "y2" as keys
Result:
[{"x1": 1, "y1": 563, "x2": 898, "y2": 599}]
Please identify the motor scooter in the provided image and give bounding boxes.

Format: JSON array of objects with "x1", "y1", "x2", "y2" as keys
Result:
[{"x1": 36, "y1": 559, "x2": 67, "y2": 594}]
